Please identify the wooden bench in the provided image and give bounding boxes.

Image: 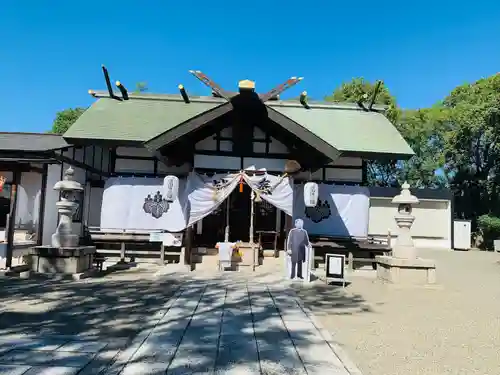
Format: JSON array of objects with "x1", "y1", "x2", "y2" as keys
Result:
[{"x1": 310, "y1": 235, "x2": 391, "y2": 271}]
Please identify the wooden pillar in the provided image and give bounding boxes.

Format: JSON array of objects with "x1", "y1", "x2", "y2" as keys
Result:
[
  {"x1": 184, "y1": 226, "x2": 194, "y2": 270},
  {"x1": 159, "y1": 242, "x2": 165, "y2": 265},
  {"x1": 120, "y1": 239, "x2": 126, "y2": 262},
  {"x1": 5, "y1": 170, "x2": 21, "y2": 269}
]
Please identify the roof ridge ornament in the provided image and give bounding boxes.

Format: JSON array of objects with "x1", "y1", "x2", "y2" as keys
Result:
[
  {"x1": 357, "y1": 80, "x2": 383, "y2": 111},
  {"x1": 99, "y1": 65, "x2": 123, "y2": 101},
  {"x1": 260, "y1": 76, "x2": 303, "y2": 103},
  {"x1": 188, "y1": 70, "x2": 304, "y2": 104},
  {"x1": 189, "y1": 70, "x2": 235, "y2": 100}
]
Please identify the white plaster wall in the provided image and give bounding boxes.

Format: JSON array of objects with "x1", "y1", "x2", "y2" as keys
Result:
[
  {"x1": 324, "y1": 168, "x2": 362, "y2": 182},
  {"x1": 16, "y1": 171, "x2": 42, "y2": 230},
  {"x1": 116, "y1": 146, "x2": 152, "y2": 158},
  {"x1": 42, "y1": 164, "x2": 62, "y2": 245},
  {"x1": 368, "y1": 197, "x2": 452, "y2": 249},
  {"x1": 84, "y1": 185, "x2": 104, "y2": 228},
  {"x1": 194, "y1": 155, "x2": 240, "y2": 170},
  {"x1": 114, "y1": 158, "x2": 155, "y2": 174}
]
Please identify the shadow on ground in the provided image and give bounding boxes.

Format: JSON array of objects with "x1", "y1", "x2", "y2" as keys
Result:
[
  {"x1": 0, "y1": 270, "x2": 178, "y2": 340},
  {"x1": 290, "y1": 280, "x2": 375, "y2": 317},
  {"x1": 0, "y1": 269, "x2": 370, "y2": 373}
]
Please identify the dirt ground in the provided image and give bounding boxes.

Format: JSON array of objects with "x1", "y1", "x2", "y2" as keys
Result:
[{"x1": 295, "y1": 248, "x2": 500, "y2": 375}]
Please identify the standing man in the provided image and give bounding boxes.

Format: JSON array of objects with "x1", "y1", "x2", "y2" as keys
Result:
[{"x1": 286, "y1": 218, "x2": 310, "y2": 280}]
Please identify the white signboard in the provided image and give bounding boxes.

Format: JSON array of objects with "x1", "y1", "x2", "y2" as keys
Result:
[
  {"x1": 325, "y1": 253, "x2": 346, "y2": 287},
  {"x1": 149, "y1": 232, "x2": 163, "y2": 242},
  {"x1": 149, "y1": 232, "x2": 183, "y2": 247}
]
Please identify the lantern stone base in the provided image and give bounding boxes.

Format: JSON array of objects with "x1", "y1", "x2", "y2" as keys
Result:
[
  {"x1": 29, "y1": 246, "x2": 97, "y2": 275},
  {"x1": 375, "y1": 255, "x2": 436, "y2": 285}
]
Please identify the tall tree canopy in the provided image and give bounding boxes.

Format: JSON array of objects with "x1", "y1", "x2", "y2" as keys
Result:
[
  {"x1": 50, "y1": 107, "x2": 86, "y2": 134},
  {"x1": 325, "y1": 78, "x2": 446, "y2": 187},
  {"x1": 441, "y1": 74, "x2": 500, "y2": 219}
]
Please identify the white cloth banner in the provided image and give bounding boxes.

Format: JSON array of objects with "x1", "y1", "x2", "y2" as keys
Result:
[
  {"x1": 243, "y1": 173, "x2": 294, "y2": 216},
  {"x1": 185, "y1": 172, "x2": 240, "y2": 226},
  {"x1": 100, "y1": 171, "x2": 295, "y2": 232},
  {"x1": 100, "y1": 177, "x2": 187, "y2": 232},
  {"x1": 293, "y1": 184, "x2": 370, "y2": 238}
]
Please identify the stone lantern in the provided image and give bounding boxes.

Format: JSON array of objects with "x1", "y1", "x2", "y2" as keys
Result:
[
  {"x1": 52, "y1": 167, "x2": 84, "y2": 248},
  {"x1": 391, "y1": 181, "x2": 419, "y2": 259},
  {"x1": 375, "y1": 181, "x2": 437, "y2": 286},
  {"x1": 30, "y1": 167, "x2": 97, "y2": 277}
]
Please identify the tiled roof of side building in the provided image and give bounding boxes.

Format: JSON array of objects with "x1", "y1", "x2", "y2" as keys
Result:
[{"x1": 0, "y1": 132, "x2": 69, "y2": 151}]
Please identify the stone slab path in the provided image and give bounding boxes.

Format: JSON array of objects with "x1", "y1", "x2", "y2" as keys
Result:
[{"x1": 0, "y1": 280, "x2": 354, "y2": 374}]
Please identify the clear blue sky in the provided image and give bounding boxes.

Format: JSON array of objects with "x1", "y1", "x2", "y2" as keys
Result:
[{"x1": 1, "y1": 0, "x2": 499, "y2": 133}]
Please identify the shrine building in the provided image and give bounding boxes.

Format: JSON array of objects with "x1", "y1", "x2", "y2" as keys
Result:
[{"x1": 0, "y1": 69, "x2": 455, "y2": 269}]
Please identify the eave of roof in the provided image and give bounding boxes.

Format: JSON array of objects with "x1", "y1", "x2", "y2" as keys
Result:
[
  {"x1": 0, "y1": 132, "x2": 69, "y2": 152},
  {"x1": 63, "y1": 93, "x2": 223, "y2": 142},
  {"x1": 268, "y1": 103, "x2": 414, "y2": 159}
]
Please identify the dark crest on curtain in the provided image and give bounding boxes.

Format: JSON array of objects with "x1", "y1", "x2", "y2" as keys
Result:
[
  {"x1": 143, "y1": 191, "x2": 169, "y2": 219},
  {"x1": 304, "y1": 199, "x2": 331, "y2": 223}
]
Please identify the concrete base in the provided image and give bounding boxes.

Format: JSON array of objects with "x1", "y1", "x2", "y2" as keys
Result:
[
  {"x1": 376, "y1": 255, "x2": 436, "y2": 285},
  {"x1": 29, "y1": 246, "x2": 97, "y2": 275}
]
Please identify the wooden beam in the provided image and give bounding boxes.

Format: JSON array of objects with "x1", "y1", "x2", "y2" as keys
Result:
[
  {"x1": 260, "y1": 77, "x2": 303, "y2": 103},
  {"x1": 178, "y1": 84, "x2": 190, "y2": 103},
  {"x1": 189, "y1": 70, "x2": 234, "y2": 100},
  {"x1": 101, "y1": 65, "x2": 120, "y2": 100},
  {"x1": 299, "y1": 91, "x2": 310, "y2": 109},
  {"x1": 368, "y1": 81, "x2": 382, "y2": 110},
  {"x1": 50, "y1": 151, "x2": 109, "y2": 176},
  {"x1": 115, "y1": 81, "x2": 129, "y2": 100}
]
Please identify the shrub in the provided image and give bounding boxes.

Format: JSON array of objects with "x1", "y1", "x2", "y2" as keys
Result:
[{"x1": 476, "y1": 214, "x2": 500, "y2": 250}]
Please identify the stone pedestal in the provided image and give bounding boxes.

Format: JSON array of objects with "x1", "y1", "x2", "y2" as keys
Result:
[
  {"x1": 376, "y1": 255, "x2": 436, "y2": 285},
  {"x1": 30, "y1": 246, "x2": 96, "y2": 275}
]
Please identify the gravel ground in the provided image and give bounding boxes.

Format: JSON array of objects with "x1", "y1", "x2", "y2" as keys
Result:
[{"x1": 295, "y1": 249, "x2": 500, "y2": 375}]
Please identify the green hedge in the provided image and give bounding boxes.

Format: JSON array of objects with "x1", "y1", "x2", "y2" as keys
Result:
[{"x1": 477, "y1": 214, "x2": 500, "y2": 249}]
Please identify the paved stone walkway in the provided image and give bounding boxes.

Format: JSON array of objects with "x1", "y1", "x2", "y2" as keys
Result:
[{"x1": 0, "y1": 279, "x2": 353, "y2": 374}]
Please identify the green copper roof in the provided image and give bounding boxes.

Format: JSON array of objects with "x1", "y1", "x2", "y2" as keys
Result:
[
  {"x1": 267, "y1": 102, "x2": 414, "y2": 157},
  {"x1": 63, "y1": 94, "x2": 223, "y2": 142},
  {"x1": 63, "y1": 91, "x2": 413, "y2": 159}
]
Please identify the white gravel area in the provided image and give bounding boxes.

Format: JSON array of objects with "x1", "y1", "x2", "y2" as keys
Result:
[{"x1": 295, "y1": 249, "x2": 500, "y2": 375}]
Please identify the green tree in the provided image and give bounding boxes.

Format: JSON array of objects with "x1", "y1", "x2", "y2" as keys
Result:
[
  {"x1": 397, "y1": 107, "x2": 449, "y2": 188},
  {"x1": 134, "y1": 81, "x2": 148, "y2": 93},
  {"x1": 441, "y1": 74, "x2": 500, "y2": 220},
  {"x1": 50, "y1": 107, "x2": 86, "y2": 134},
  {"x1": 326, "y1": 78, "x2": 447, "y2": 188}
]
